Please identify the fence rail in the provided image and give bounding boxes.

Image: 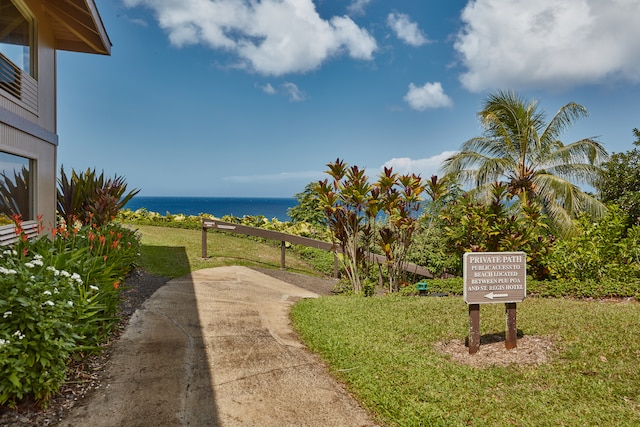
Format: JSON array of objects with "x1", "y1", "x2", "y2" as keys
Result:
[{"x1": 201, "y1": 218, "x2": 433, "y2": 279}]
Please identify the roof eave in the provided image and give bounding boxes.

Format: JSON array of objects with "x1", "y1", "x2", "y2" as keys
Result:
[{"x1": 45, "y1": 0, "x2": 112, "y2": 55}]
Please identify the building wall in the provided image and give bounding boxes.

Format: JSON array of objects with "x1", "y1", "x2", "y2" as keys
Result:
[{"x1": 0, "y1": 0, "x2": 58, "y2": 230}]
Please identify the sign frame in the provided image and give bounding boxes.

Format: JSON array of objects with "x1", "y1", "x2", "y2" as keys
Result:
[{"x1": 463, "y1": 251, "x2": 527, "y2": 304}]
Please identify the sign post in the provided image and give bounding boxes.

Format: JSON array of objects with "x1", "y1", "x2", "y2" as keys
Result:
[{"x1": 463, "y1": 252, "x2": 526, "y2": 354}]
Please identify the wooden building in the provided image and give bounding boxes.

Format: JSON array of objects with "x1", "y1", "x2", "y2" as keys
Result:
[{"x1": 0, "y1": 0, "x2": 110, "y2": 237}]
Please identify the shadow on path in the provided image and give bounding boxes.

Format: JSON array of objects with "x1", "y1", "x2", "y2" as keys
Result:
[
  {"x1": 61, "y1": 265, "x2": 380, "y2": 427},
  {"x1": 59, "y1": 247, "x2": 221, "y2": 426}
]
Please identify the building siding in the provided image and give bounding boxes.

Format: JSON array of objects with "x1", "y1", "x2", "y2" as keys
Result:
[{"x1": 0, "y1": 0, "x2": 58, "y2": 230}]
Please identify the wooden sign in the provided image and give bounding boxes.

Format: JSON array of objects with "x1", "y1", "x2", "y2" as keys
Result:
[{"x1": 463, "y1": 252, "x2": 526, "y2": 304}]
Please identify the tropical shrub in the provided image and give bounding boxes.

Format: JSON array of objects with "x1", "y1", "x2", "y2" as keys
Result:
[
  {"x1": 439, "y1": 183, "x2": 553, "y2": 279},
  {"x1": 296, "y1": 246, "x2": 336, "y2": 276},
  {"x1": 544, "y1": 206, "x2": 640, "y2": 282},
  {"x1": 57, "y1": 167, "x2": 139, "y2": 227},
  {"x1": 0, "y1": 251, "x2": 82, "y2": 406},
  {"x1": 407, "y1": 225, "x2": 461, "y2": 277},
  {"x1": 596, "y1": 128, "x2": 640, "y2": 228},
  {"x1": 287, "y1": 182, "x2": 326, "y2": 225},
  {"x1": 316, "y1": 159, "x2": 427, "y2": 294},
  {"x1": 406, "y1": 175, "x2": 464, "y2": 277},
  {"x1": 375, "y1": 168, "x2": 426, "y2": 292},
  {"x1": 0, "y1": 216, "x2": 140, "y2": 407}
]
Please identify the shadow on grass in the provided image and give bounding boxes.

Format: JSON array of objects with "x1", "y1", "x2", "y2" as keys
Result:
[
  {"x1": 140, "y1": 245, "x2": 192, "y2": 278},
  {"x1": 465, "y1": 330, "x2": 525, "y2": 347}
]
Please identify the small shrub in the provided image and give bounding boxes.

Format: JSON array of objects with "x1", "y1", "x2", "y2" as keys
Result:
[
  {"x1": 544, "y1": 207, "x2": 640, "y2": 282},
  {"x1": 0, "y1": 252, "x2": 81, "y2": 406},
  {"x1": 0, "y1": 217, "x2": 140, "y2": 407},
  {"x1": 57, "y1": 167, "x2": 139, "y2": 227},
  {"x1": 296, "y1": 246, "x2": 335, "y2": 276}
]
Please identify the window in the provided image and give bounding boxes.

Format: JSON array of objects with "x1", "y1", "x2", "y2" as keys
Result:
[
  {"x1": 0, "y1": 0, "x2": 35, "y2": 101},
  {"x1": 0, "y1": 151, "x2": 32, "y2": 225}
]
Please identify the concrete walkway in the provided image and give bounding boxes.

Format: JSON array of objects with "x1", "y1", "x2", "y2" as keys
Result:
[{"x1": 59, "y1": 266, "x2": 379, "y2": 427}]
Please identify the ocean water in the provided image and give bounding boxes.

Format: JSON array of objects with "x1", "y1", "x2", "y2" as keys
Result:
[{"x1": 124, "y1": 196, "x2": 297, "y2": 221}]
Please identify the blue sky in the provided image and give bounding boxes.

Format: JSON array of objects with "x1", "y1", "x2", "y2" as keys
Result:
[{"x1": 56, "y1": 0, "x2": 640, "y2": 198}]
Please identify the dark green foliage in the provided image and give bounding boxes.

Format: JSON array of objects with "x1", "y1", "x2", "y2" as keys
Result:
[
  {"x1": 57, "y1": 167, "x2": 139, "y2": 226},
  {"x1": 408, "y1": 225, "x2": 461, "y2": 277},
  {"x1": 439, "y1": 183, "x2": 553, "y2": 279},
  {"x1": 0, "y1": 218, "x2": 140, "y2": 407},
  {"x1": 596, "y1": 128, "x2": 640, "y2": 227},
  {"x1": 287, "y1": 182, "x2": 326, "y2": 225},
  {"x1": 296, "y1": 246, "x2": 335, "y2": 276},
  {"x1": 406, "y1": 175, "x2": 463, "y2": 277},
  {"x1": 543, "y1": 206, "x2": 640, "y2": 282}
]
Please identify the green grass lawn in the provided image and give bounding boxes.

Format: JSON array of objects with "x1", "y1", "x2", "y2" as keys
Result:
[
  {"x1": 131, "y1": 224, "x2": 640, "y2": 426},
  {"x1": 291, "y1": 296, "x2": 640, "y2": 426}
]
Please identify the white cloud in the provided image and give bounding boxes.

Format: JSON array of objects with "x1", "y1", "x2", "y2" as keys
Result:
[
  {"x1": 126, "y1": 16, "x2": 148, "y2": 27},
  {"x1": 347, "y1": 0, "x2": 373, "y2": 15},
  {"x1": 257, "y1": 82, "x2": 306, "y2": 101},
  {"x1": 387, "y1": 12, "x2": 430, "y2": 47},
  {"x1": 455, "y1": 0, "x2": 640, "y2": 92},
  {"x1": 380, "y1": 151, "x2": 458, "y2": 178},
  {"x1": 123, "y1": 0, "x2": 377, "y2": 76},
  {"x1": 403, "y1": 82, "x2": 453, "y2": 110},
  {"x1": 282, "y1": 82, "x2": 306, "y2": 102},
  {"x1": 259, "y1": 83, "x2": 276, "y2": 95}
]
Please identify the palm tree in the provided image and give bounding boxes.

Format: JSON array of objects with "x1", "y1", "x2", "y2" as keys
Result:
[{"x1": 442, "y1": 90, "x2": 608, "y2": 236}]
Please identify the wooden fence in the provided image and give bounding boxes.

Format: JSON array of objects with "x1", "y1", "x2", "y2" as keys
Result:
[{"x1": 201, "y1": 218, "x2": 433, "y2": 279}]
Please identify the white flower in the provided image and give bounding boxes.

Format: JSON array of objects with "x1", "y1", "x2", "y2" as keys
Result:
[
  {"x1": 0, "y1": 266, "x2": 16, "y2": 275},
  {"x1": 54, "y1": 287, "x2": 59, "y2": 294},
  {"x1": 71, "y1": 273, "x2": 83, "y2": 285},
  {"x1": 0, "y1": 338, "x2": 9, "y2": 346},
  {"x1": 33, "y1": 254, "x2": 43, "y2": 260},
  {"x1": 3, "y1": 311, "x2": 11, "y2": 318},
  {"x1": 12, "y1": 330, "x2": 25, "y2": 340},
  {"x1": 44, "y1": 300, "x2": 54, "y2": 306},
  {"x1": 67, "y1": 301, "x2": 73, "y2": 307},
  {"x1": 32, "y1": 258, "x2": 43, "y2": 266},
  {"x1": 89, "y1": 285, "x2": 99, "y2": 291},
  {"x1": 59, "y1": 270, "x2": 70, "y2": 278},
  {"x1": 43, "y1": 290, "x2": 52, "y2": 296},
  {"x1": 24, "y1": 262, "x2": 34, "y2": 268},
  {"x1": 47, "y1": 266, "x2": 60, "y2": 276}
]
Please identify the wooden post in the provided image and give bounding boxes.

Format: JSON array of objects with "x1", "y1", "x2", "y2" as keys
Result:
[
  {"x1": 469, "y1": 304, "x2": 480, "y2": 354},
  {"x1": 505, "y1": 303, "x2": 517, "y2": 350},
  {"x1": 201, "y1": 223, "x2": 208, "y2": 259},
  {"x1": 280, "y1": 241, "x2": 286, "y2": 270}
]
